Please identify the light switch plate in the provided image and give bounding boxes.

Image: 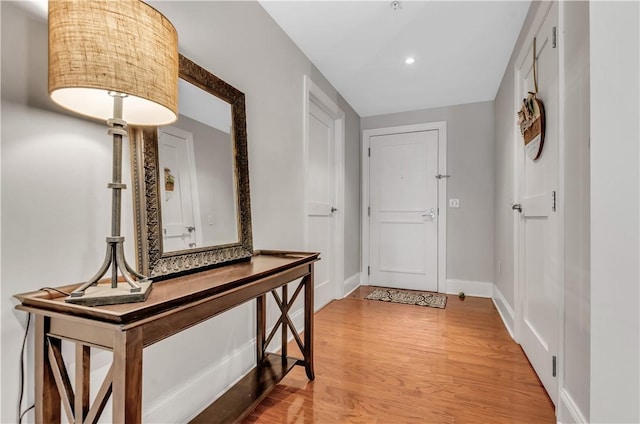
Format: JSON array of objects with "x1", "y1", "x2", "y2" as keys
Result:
[{"x1": 449, "y1": 198, "x2": 460, "y2": 208}]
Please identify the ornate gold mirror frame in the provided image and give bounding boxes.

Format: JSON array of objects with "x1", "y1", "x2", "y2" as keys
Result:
[{"x1": 130, "y1": 55, "x2": 253, "y2": 279}]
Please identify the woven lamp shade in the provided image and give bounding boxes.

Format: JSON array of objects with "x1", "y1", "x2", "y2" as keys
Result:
[{"x1": 48, "y1": 0, "x2": 178, "y2": 125}]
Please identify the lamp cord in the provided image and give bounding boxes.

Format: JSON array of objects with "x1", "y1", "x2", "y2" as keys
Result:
[
  {"x1": 17, "y1": 287, "x2": 73, "y2": 422},
  {"x1": 18, "y1": 313, "x2": 34, "y2": 424}
]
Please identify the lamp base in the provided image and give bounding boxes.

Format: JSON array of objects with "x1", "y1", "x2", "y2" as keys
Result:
[
  {"x1": 65, "y1": 107, "x2": 153, "y2": 307},
  {"x1": 65, "y1": 280, "x2": 152, "y2": 307}
]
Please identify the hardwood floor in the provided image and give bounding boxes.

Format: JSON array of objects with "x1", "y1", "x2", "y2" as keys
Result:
[{"x1": 245, "y1": 287, "x2": 555, "y2": 423}]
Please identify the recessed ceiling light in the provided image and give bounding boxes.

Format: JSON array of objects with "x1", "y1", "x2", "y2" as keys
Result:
[{"x1": 404, "y1": 57, "x2": 416, "y2": 65}]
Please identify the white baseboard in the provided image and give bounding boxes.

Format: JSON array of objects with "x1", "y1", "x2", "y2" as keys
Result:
[
  {"x1": 343, "y1": 272, "x2": 361, "y2": 297},
  {"x1": 143, "y1": 340, "x2": 255, "y2": 423},
  {"x1": 492, "y1": 284, "x2": 515, "y2": 339},
  {"x1": 558, "y1": 388, "x2": 588, "y2": 424},
  {"x1": 445, "y1": 278, "x2": 493, "y2": 298}
]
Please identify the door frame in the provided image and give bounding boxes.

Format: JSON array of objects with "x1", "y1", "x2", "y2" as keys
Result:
[
  {"x1": 302, "y1": 75, "x2": 346, "y2": 303},
  {"x1": 361, "y1": 122, "x2": 447, "y2": 292},
  {"x1": 512, "y1": 0, "x2": 565, "y2": 406}
]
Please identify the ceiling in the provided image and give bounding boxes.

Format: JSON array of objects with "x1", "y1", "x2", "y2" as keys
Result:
[{"x1": 260, "y1": 1, "x2": 531, "y2": 117}]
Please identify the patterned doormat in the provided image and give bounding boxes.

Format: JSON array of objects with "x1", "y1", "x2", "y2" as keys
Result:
[{"x1": 365, "y1": 288, "x2": 447, "y2": 309}]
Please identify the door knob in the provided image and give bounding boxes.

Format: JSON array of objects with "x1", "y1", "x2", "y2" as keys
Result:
[
  {"x1": 331, "y1": 207, "x2": 338, "y2": 213},
  {"x1": 512, "y1": 204, "x2": 522, "y2": 213},
  {"x1": 422, "y1": 209, "x2": 436, "y2": 220},
  {"x1": 186, "y1": 226, "x2": 196, "y2": 232}
]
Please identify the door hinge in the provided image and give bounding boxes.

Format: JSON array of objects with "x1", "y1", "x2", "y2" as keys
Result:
[
  {"x1": 367, "y1": 266, "x2": 370, "y2": 276},
  {"x1": 552, "y1": 191, "x2": 557, "y2": 212},
  {"x1": 368, "y1": 206, "x2": 371, "y2": 216},
  {"x1": 552, "y1": 355, "x2": 557, "y2": 377},
  {"x1": 368, "y1": 147, "x2": 371, "y2": 157},
  {"x1": 552, "y1": 26, "x2": 557, "y2": 48}
]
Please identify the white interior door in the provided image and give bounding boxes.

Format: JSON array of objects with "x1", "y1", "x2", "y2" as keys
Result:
[
  {"x1": 158, "y1": 126, "x2": 200, "y2": 252},
  {"x1": 305, "y1": 101, "x2": 336, "y2": 309},
  {"x1": 369, "y1": 130, "x2": 439, "y2": 292},
  {"x1": 515, "y1": 3, "x2": 559, "y2": 405}
]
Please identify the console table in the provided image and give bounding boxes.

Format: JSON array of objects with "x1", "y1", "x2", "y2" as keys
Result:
[{"x1": 14, "y1": 250, "x2": 319, "y2": 424}]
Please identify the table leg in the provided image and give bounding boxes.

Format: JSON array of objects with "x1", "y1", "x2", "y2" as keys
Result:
[
  {"x1": 281, "y1": 285, "x2": 288, "y2": 361},
  {"x1": 256, "y1": 294, "x2": 266, "y2": 364},
  {"x1": 304, "y1": 267, "x2": 315, "y2": 380},
  {"x1": 75, "y1": 344, "x2": 91, "y2": 421},
  {"x1": 35, "y1": 315, "x2": 61, "y2": 424},
  {"x1": 112, "y1": 327, "x2": 143, "y2": 423}
]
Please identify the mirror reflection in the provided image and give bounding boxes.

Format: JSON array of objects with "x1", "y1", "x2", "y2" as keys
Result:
[{"x1": 159, "y1": 79, "x2": 239, "y2": 252}]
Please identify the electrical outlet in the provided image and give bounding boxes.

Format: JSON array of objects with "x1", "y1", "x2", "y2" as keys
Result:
[{"x1": 449, "y1": 198, "x2": 460, "y2": 208}]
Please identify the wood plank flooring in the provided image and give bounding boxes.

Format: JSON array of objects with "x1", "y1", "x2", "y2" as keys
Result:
[{"x1": 245, "y1": 287, "x2": 555, "y2": 423}]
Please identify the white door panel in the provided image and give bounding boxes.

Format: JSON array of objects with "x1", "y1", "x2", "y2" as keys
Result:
[
  {"x1": 378, "y1": 142, "x2": 427, "y2": 212},
  {"x1": 523, "y1": 193, "x2": 549, "y2": 217},
  {"x1": 516, "y1": 2, "x2": 559, "y2": 404},
  {"x1": 308, "y1": 110, "x2": 332, "y2": 205},
  {"x1": 378, "y1": 220, "x2": 427, "y2": 274},
  {"x1": 307, "y1": 202, "x2": 332, "y2": 216},
  {"x1": 308, "y1": 215, "x2": 330, "y2": 284},
  {"x1": 370, "y1": 130, "x2": 439, "y2": 292}
]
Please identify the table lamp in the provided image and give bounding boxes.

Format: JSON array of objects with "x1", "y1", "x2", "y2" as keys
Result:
[{"x1": 48, "y1": 0, "x2": 179, "y2": 306}]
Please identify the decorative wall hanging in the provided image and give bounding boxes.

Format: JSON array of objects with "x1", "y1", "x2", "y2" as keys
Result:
[{"x1": 517, "y1": 37, "x2": 546, "y2": 161}]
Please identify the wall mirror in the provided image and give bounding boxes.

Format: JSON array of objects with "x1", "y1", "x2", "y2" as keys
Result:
[{"x1": 130, "y1": 54, "x2": 253, "y2": 279}]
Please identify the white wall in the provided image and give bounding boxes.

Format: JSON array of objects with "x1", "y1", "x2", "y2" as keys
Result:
[
  {"x1": 0, "y1": 1, "x2": 361, "y2": 422},
  {"x1": 0, "y1": 1, "x2": 3, "y2": 421},
  {"x1": 590, "y1": 2, "x2": 640, "y2": 422},
  {"x1": 559, "y1": 2, "x2": 590, "y2": 422},
  {"x1": 361, "y1": 101, "x2": 495, "y2": 285}
]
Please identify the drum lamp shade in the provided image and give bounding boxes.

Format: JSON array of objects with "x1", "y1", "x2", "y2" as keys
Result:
[{"x1": 48, "y1": 0, "x2": 178, "y2": 125}]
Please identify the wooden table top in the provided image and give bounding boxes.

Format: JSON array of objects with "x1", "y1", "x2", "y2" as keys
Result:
[{"x1": 14, "y1": 250, "x2": 319, "y2": 324}]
